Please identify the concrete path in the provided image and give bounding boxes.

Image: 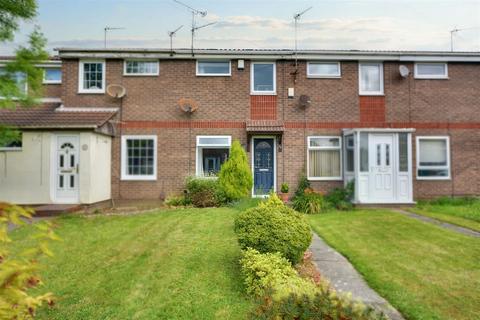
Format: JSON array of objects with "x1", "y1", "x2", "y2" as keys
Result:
[
  {"x1": 391, "y1": 208, "x2": 480, "y2": 238},
  {"x1": 309, "y1": 233, "x2": 404, "y2": 320}
]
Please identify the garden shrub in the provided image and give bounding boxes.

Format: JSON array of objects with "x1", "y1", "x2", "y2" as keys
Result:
[
  {"x1": 294, "y1": 172, "x2": 311, "y2": 199},
  {"x1": 292, "y1": 191, "x2": 330, "y2": 214},
  {"x1": 164, "y1": 195, "x2": 191, "y2": 207},
  {"x1": 422, "y1": 196, "x2": 478, "y2": 206},
  {"x1": 252, "y1": 286, "x2": 388, "y2": 320},
  {"x1": 234, "y1": 193, "x2": 312, "y2": 264},
  {"x1": 218, "y1": 140, "x2": 253, "y2": 201},
  {"x1": 240, "y1": 248, "x2": 298, "y2": 296},
  {"x1": 325, "y1": 180, "x2": 355, "y2": 210},
  {"x1": 185, "y1": 177, "x2": 226, "y2": 207}
]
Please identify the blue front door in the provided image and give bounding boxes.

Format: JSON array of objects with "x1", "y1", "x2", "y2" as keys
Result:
[{"x1": 253, "y1": 138, "x2": 275, "y2": 195}]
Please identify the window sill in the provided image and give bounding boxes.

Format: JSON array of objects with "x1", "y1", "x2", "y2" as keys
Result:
[
  {"x1": 43, "y1": 81, "x2": 62, "y2": 85},
  {"x1": 250, "y1": 92, "x2": 277, "y2": 96},
  {"x1": 359, "y1": 93, "x2": 385, "y2": 96},
  {"x1": 78, "y1": 90, "x2": 105, "y2": 95},
  {"x1": 414, "y1": 76, "x2": 449, "y2": 80},
  {"x1": 416, "y1": 177, "x2": 451, "y2": 181},
  {"x1": 196, "y1": 73, "x2": 231, "y2": 77},
  {"x1": 123, "y1": 73, "x2": 159, "y2": 77},
  {"x1": 307, "y1": 177, "x2": 343, "y2": 181},
  {"x1": 0, "y1": 147, "x2": 22, "y2": 152},
  {"x1": 307, "y1": 75, "x2": 341, "y2": 79},
  {"x1": 121, "y1": 176, "x2": 157, "y2": 181}
]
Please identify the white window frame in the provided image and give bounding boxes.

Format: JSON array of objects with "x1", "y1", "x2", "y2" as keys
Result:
[
  {"x1": 123, "y1": 60, "x2": 159, "y2": 76},
  {"x1": 416, "y1": 136, "x2": 451, "y2": 180},
  {"x1": 42, "y1": 67, "x2": 62, "y2": 84},
  {"x1": 196, "y1": 60, "x2": 231, "y2": 76},
  {"x1": 358, "y1": 62, "x2": 384, "y2": 96},
  {"x1": 307, "y1": 61, "x2": 341, "y2": 78},
  {"x1": 78, "y1": 60, "x2": 106, "y2": 94},
  {"x1": 0, "y1": 135, "x2": 22, "y2": 151},
  {"x1": 121, "y1": 135, "x2": 157, "y2": 181},
  {"x1": 414, "y1": 62, "x2": 448, "y2": 79},
  {"x1": 0, "y1": 66, "x2": 27, "y2": 98},
  {"x1": 195, "y1": 135, "x2": 232, "y2": 177},
  {"x1": 307, "y1": 136, "x2": 343, "y2": 181},
  {"x1": 250, "y1": 62, "x2": 276, "y2": 95}
]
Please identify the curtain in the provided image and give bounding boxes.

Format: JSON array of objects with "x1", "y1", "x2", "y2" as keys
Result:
[
  {"x1": 309, "y1": 150, "x2": 340, "y2": 177},
  {"x1": 419, "y1": 140, "x2": 447, "y2": 166}
]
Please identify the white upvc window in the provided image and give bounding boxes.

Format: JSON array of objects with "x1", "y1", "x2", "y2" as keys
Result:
[
  {"x1": 416, "y1": 136, "x2": 450, "y2": 180},
  {"x1": 251, "y1": 62, "x2": 276, "y2": 95},
  {"x1": 196, "y1": 135, "x2": 231, "y2": 177},
  {"x1": 196, "y1": 60, "x2": 231, "y2": 76},
  {"x1": 359, "y1": 62, "x2": 384, "y2": 95},
  {"x1": 307, "y1": 136, "x2": 342, "y2": 180},
  {"x1": 414, "y1": 62, "x2": 448, "y2": 79},
  {"x1": 0, "y1": 67, "x2": 27, "y2": 96},
  {"x1": 43, "y1": 67, "x2": 62, "y2": 84},
  {"x1": 78, "y1": 60, "x2": 105, "y2": 93},
  {"x1": 307, "y1": 62, "x2": 341, "y2": 78},
  {"x1": 0, "y1": 132, "x2": 22, "y2": 151},
  {"x1": 124, "y1": 60, "x2": 159, "y2": 76},
  {"x1": 121, "y1": 135, "x2": 157, "y2": 181}
]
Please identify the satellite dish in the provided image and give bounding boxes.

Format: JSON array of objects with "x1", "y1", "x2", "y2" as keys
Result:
[
  {"x1": 177, "y1": 98, "x2": 198, "y2": 113},
  {"x1": 299, "y1": 95, "x2": 311, "y2": 108},
  {"x1": 106, "y1": 84, "x2": 126, "y2": 98},
  {"x1": 399, "y1": 65, "x2": 410, "y2": 78}
]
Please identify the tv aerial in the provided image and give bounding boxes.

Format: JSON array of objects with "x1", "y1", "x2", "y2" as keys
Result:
[
  {"x1": 173, "y1": 0, "x2": 216, "y2": 56},
  {"x1": 293, "y1": 7, "x2": 312, "y2": 68},
  {"x1": 168, "y1": 25, "x2": 184, "y2": 55},
  {"x1": 104, "y1": 26, "x2": 125, "y2": 48}
]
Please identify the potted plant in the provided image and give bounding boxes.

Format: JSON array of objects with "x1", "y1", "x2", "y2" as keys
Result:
[{"x1": 280, "y1": 183, "x2": 289, "y2": 203}]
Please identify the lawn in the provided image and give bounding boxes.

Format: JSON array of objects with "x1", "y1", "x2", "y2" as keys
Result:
[
  {"x1": 409, "y1": 199, "x2": 480, "y2": 232},
  {"x1": 308, "y1": 209, "x2": 480, "y2": 320},
  {"x1": 10, "y1": 206, "x2": 254, "y2": 319}
]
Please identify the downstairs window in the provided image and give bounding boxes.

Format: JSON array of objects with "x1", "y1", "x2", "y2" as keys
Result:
[
  {"x1": 121, "y1": 135, "x2": 157, "y2": 180},
  {"x1": 307, "y1": 136, "x2": 342, "y2": 180},
  {"x1": 196, "y1": 136, "x2": 231, "y2": 177},
  {"x1": 416, "y1": 136, "x2": 450, "y2": 179}
]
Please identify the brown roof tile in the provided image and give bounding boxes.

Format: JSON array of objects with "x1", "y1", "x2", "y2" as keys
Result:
[
  {"x1": 0, "y1": 104, "x2": 116, "y2": 129},
  {"x1": 246, "y1": 120, "x2": 285, "y2": 133}
]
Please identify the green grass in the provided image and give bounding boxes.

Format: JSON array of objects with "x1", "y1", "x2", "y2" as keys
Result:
[
  {"x1": 410, "y1": 198, "x2": 480, "y2": 232},
  {"x1": 10, "y1": 207, "x2": 253, "y2": 319},
  {"x1": 308, "y1": 209, "x2": 480, "y2": 320}
]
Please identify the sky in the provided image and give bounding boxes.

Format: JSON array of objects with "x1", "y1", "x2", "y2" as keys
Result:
[{"x1": 1, "y1": 0, "x2": 480, "y2": 55}]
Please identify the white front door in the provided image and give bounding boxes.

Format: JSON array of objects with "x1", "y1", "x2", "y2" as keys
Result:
[
  {"x1": 368, "y1": 134, "x2": 394, "y2": 201},
  {"x1": 55, "y1": 135, "x2": 80, "y2": 203}
]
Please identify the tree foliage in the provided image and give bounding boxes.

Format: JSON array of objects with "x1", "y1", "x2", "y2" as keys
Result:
[
  {"x1": 0, "y1": 0, "x2": 37, "y2": 41},
  {"x1": 0, "y1": 203, "x2": 59, "y2": 319},
  {"x1": 218, "y1": 140, "x2": 253, "y2": 201}
]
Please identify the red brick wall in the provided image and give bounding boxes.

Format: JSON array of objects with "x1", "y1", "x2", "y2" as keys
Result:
[{"x1": 58, "y1": 57, "x2": 480, "y2": 200}]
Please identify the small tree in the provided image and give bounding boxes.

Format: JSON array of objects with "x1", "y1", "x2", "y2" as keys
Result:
[
  {"x1": 0, "y1": 203, "x2": 59, "y2": 319},
  {"x1": 218, "y1": 140, "x2": 253, "y2": 201}
]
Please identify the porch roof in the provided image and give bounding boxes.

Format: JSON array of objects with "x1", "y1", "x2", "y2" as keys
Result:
[
  {"x1": 0, "y1": 103, "x2": 117, "y2": 132},
  {"x1": 246, "y1": 120, "x2": 285, "y2": 133}
]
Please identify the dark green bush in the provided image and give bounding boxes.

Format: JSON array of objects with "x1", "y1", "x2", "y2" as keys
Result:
[
  {"x1": 294, "y1": 173, "x2": 311, "y2": 199},
  {"x1": 292, "y1": 192, "x2": 330, "y2": 214},
  {"x1": 164, "y1": 195, "x2": 191, "y2": 206},
  {"x1": 234, "y1": 193, "x2": 312, "y2": 264},
  {"x1": 325, "y1": 180, "x2": 355, "y2": 210},
  {"x1": 218, "y1": 140, "x2": 253, "y2": 201},
  {"x1": 185, "y1": 177, "x2": 226, "y2": 207}
]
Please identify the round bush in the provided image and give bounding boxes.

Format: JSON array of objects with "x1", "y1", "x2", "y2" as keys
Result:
[{"x1": 234, "y1": 195, "x2": 312, "y2": 264}]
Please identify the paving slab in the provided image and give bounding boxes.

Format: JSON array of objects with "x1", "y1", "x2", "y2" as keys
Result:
[
  {"x1": 391, "y1": 208, "x2": 480, "y2": 238},
  {"x1": 309, "y1": 233, "x2": 404, "y2": 320}
]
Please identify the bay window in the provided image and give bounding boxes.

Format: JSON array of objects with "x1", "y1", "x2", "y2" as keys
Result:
[{"x1": 307, "y1": 136, "x2": 342, "y2": 180}]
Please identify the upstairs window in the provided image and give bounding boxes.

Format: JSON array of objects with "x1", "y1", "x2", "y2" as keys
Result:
[
  {"x1": 43, "y1": 67, "x2": 62, "y2": 84},
  {"x1": 251, "y1": 62, "x2": 276, "y2": 94},
  {"x1": 359, "y1": 62, "x2": 383, "y2": 95},
  {"x1": 307, "y1": 62, "x2": 341, "y2": 78},
  {"x1": 79, "y1": 60, "x2": 105, "y2": 93},
  {"x1": 416, "y1": 136, "x2": 450, "y2": 179},
  {"x1": 196, "y1": 60, "x2": 231, "y2": 76},
  {"x1": 307, "y1": 136, "x2": 342, "y2": 180},
  {"x1": 414, "y1": 63, "x2": 448, "y2": 79},
  {"x1": 196, "y1": 136, "x2": 231, "y2": 177},
  {"x1": 124, "y1": 60, "x2": 159, "y2": 76},
  {"x1": 0, "y1": 67, "x2": 27, "y2": 95}
]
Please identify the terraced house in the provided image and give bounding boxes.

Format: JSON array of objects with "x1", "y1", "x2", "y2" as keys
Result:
[{"x1": 1, "y1": 48, "x2": 479, "y2": 206}]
